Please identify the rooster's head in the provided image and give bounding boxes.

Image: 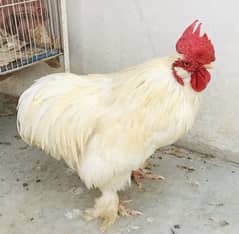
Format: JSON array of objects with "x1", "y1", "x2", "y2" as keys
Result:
[{"x1": 172, "y1": 20, "x2": 215, "y2": 92}]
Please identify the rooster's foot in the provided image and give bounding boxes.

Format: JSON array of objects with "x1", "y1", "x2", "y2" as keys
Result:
[
  {"x1": 84, "y1": 191, "x2": 118, "y2": 231},
  {"x1": 131, "y1": 168, "x2": 165, "y2": 189},
  {"x1": 118, "y1": 200, "x2": 142, "y2": 217}
]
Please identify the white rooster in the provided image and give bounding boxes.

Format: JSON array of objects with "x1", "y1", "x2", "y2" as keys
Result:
[{"x1": 17, "y1": 20, "x2": 215, "y2": 229}]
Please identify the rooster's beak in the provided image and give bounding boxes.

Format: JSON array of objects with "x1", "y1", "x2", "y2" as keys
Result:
[{"x1": 204, "y1": 62, "x2": 214, "y2": 69}]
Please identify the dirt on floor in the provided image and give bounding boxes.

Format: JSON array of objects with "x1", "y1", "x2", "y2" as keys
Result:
[{"x1": 0, "y1": 93, "x2": 18, "y2": 117}]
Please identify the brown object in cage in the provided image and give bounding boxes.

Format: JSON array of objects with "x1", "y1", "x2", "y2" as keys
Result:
[{"x1": 0, "y1": 0, "x2": 63, "y2": 75}]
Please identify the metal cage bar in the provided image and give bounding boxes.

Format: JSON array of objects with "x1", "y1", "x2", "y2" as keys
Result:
[
  {"x1": 0, "y1": 0, "x2": 67, "y2": 75},
  {"x1": 60, "y1": 0, "x2": 69, "y2": 72}
]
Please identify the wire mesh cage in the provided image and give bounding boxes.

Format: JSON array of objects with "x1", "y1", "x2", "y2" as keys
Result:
[{"x1": 0, "y1": 0, "x2": 65, "y2": 75}]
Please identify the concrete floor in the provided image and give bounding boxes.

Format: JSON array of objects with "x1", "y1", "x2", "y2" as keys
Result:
[{"x1": 1, "y1": 115, "x2": 239, "y2": 234}]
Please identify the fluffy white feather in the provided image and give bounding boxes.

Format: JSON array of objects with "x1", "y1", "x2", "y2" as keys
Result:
[{"x1": 17, "y1": 55, "x2": 201, "y2": 227}]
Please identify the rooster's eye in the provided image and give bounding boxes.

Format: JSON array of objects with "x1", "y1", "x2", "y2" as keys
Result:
[{"x1": 183, "y1": 61, "x2": 190, "y2": 67}]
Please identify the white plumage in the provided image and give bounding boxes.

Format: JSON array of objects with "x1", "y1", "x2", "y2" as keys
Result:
[
  {"x1": 17, "y1": 55, "x2": 201, "y2": 227},
  {"x1": 17, "y1": 19, "x2": 217, "y2": 229}
]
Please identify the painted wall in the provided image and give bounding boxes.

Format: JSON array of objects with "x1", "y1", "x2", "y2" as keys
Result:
[{"x1": 67, "y1": 0, "x2": 239, "y2": 161}]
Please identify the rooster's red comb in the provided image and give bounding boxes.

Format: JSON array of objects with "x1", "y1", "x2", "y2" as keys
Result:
[{"x1": 176, "y1": 20, "x2": 215, "y2": 64}]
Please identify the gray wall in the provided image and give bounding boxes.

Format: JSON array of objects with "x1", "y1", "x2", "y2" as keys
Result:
[{"x1": 67, "y1": 0, "x2": 239, "y2": 161}]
